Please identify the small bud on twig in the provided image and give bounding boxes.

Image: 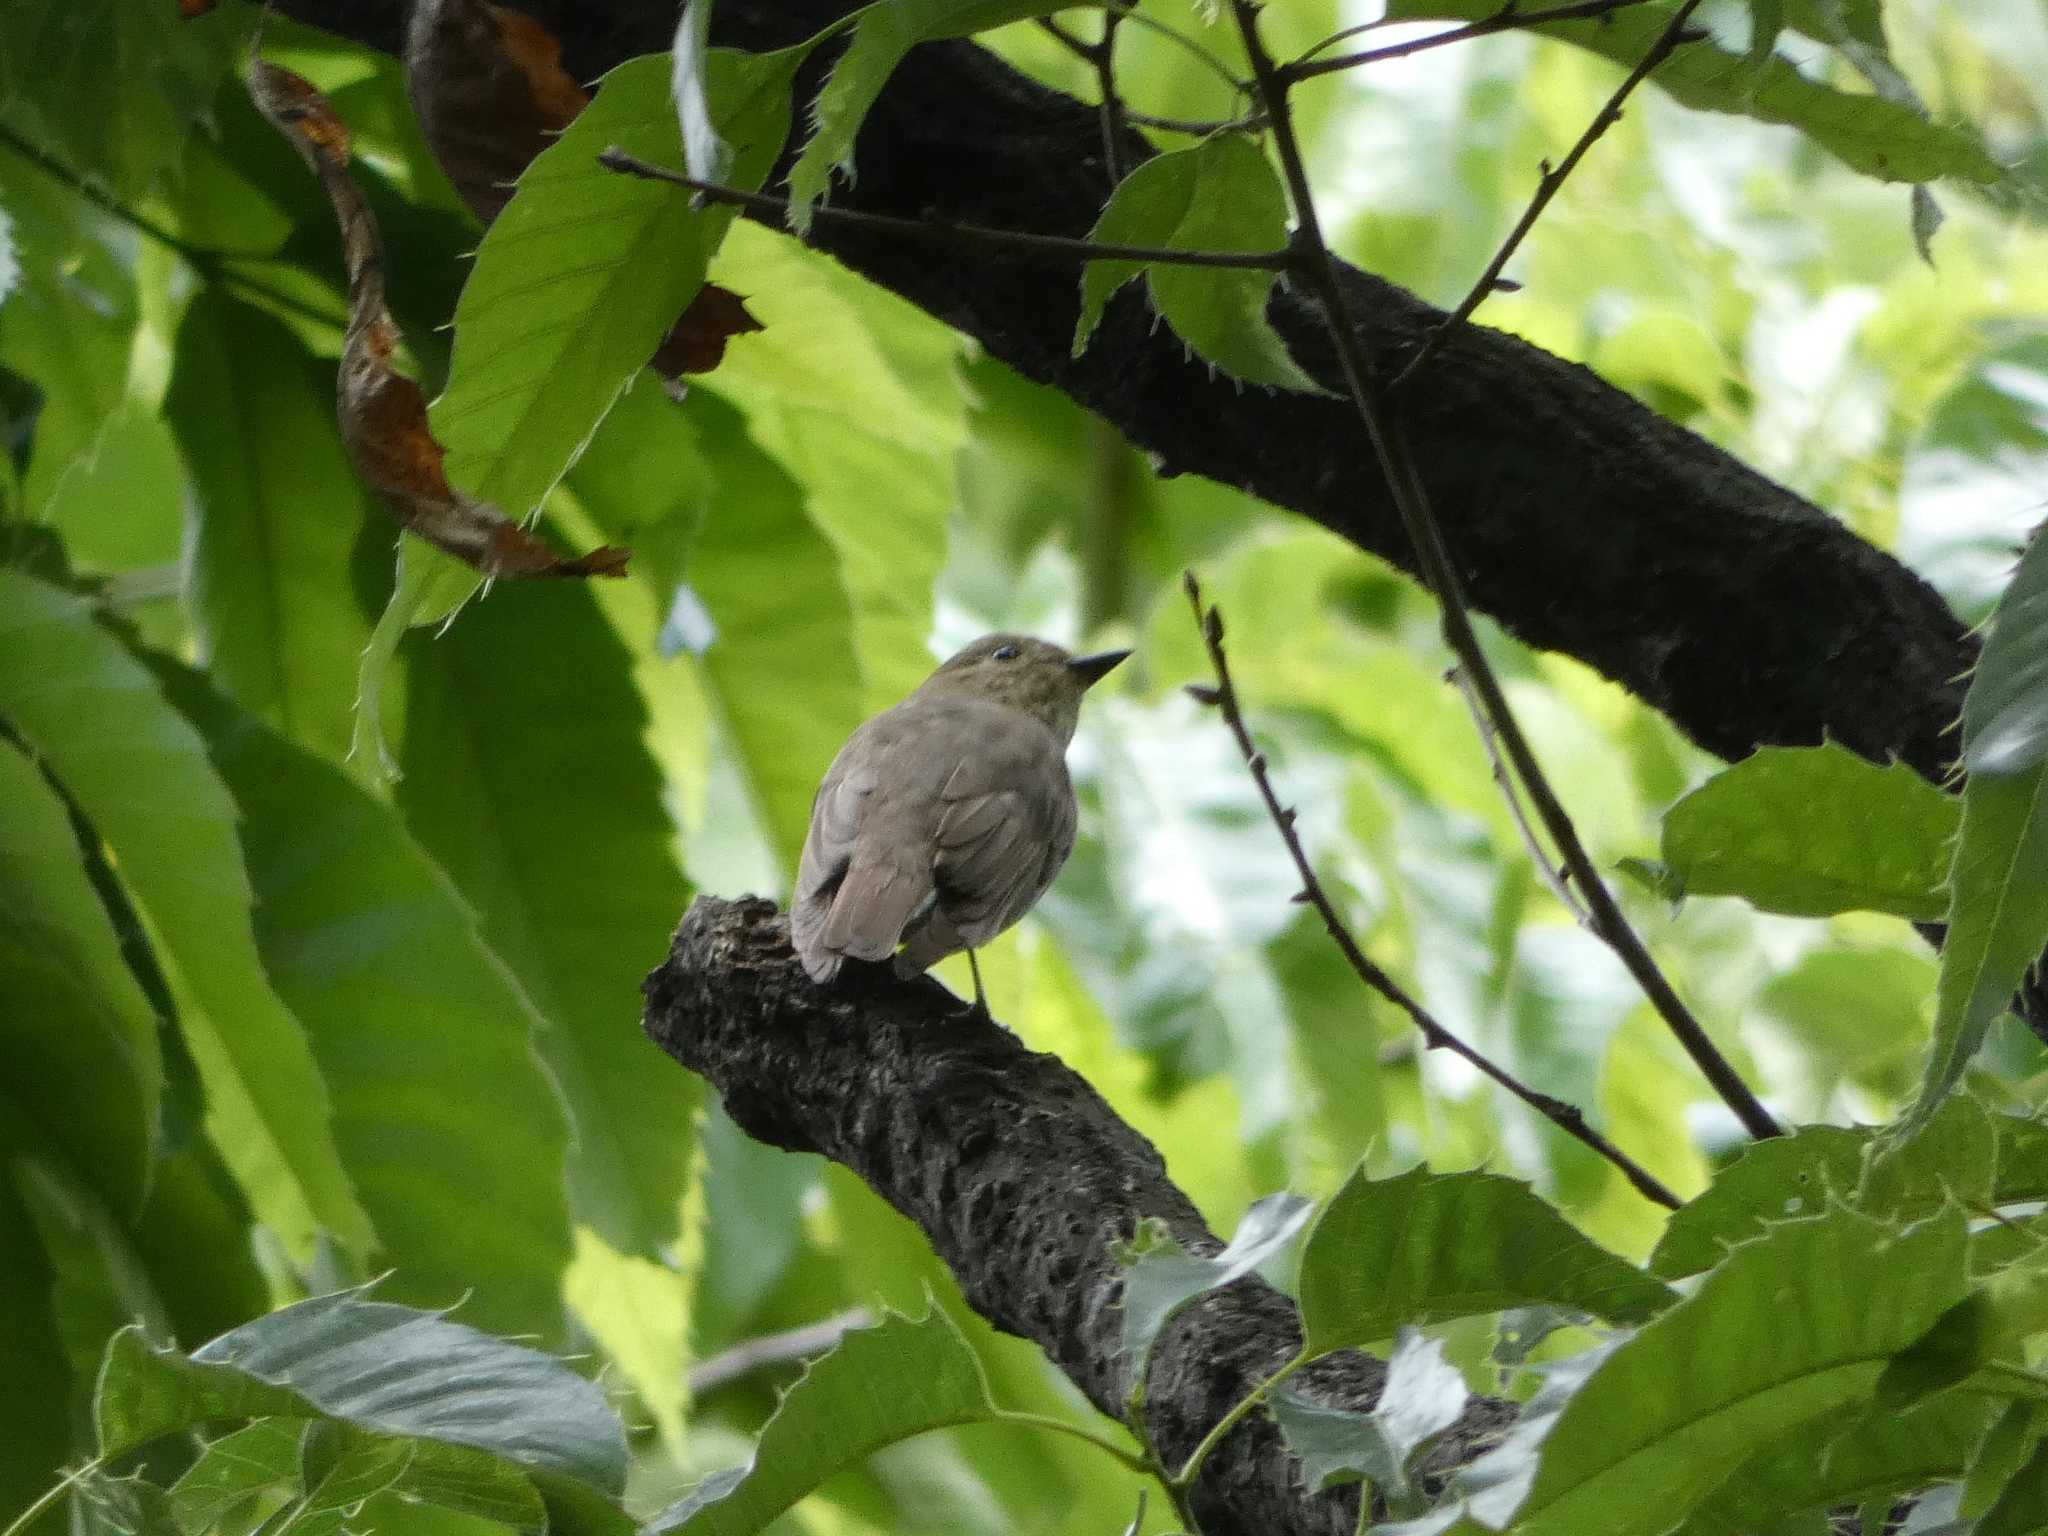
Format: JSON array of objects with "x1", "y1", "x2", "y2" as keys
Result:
[{"x1": 1184, "y1": 683, "x2": 1224, "y2": 707}]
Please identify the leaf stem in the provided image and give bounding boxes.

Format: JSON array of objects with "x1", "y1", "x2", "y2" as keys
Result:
[
  {"x1": 1171, "y1": 1346, "x2": 1312, "y2": 1489},
  {"x1": 994, "y1": 1410, "x2": 1158, "y2": 1477},
  {"x1": 1391, "y1": 0, "x2": 1706, "y2": 387},
  {"x1": 1185, "y1": 574, "x2": 1683, "y2": 1209},
  {"x1": 596, "y1": 149, "x2": 1293, "y2": 272},
  {"x1": 1227, "y1": 0, "x2": 1779, "y2": 1142},
  {"x1": 0, "y1": 1458, "x2": 104, "y2": 1536},
  {"x1": 1287, "y1": 0, "x2": 1660, "y2": 82}
]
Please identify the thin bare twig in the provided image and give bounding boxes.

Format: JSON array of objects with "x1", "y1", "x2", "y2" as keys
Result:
[
  {"x1": 1446, "y1": 664, "x2": 1591, "y2": 925},
  {"x1": 1286, "y1": 0, "x2": 1659, "y2": 82},
  {"x1": 1094, "y1": 10, "x2": 1129, "y2": 184},
  {"x1": 1228, "y1": 0, "x2": 1780, "y2": 1140},
  {"x1": 686, "y1": 1308, "x2": 875, "y2": 1396},
  {"x1": 597, "y1": 149, "x2": 1292, "y2": 271},
  {"x1": 1185, "y1": 573, "x2": 1681, "y2": 1210},
  {"x1": 1392, "y1": 0, "x2": 1706, "y2": 388}
]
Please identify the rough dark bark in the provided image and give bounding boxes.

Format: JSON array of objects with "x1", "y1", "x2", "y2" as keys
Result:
[
  {"x1": 274, "y1": 0, "x2": 1975, "y2": 782},
  {"x1": 643, "y1": 895, "x2": 1519, "y2": 1536}
]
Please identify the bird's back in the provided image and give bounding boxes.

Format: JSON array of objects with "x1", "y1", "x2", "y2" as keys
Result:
[{"x1": 790, "y1": 693, "x2": 1075, "y2": 984}]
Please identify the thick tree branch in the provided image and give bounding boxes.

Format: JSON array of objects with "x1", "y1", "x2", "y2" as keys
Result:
[
  {"x1": 642, "y1": 895, "x2": 1518, "y2": 1536},
  {"x1": 278, "y1": 0, "x2": 1974, "y2": 787}
]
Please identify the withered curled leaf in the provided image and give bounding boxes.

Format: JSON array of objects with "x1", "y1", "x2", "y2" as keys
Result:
[
  {"x1": 651, "y1": 283, "x2": 765, "y2": 377},
  {"x1": 245, "y1": 56, "x2": 627, "y2": 581}
]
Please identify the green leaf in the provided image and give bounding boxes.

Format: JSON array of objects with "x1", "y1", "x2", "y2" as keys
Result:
[
  {"x1": 705, "y1": 222, "x2": 967, "y2": 712},
  {"x1": 1659, "y1": 742, "x2": 1957, "y2": 921},
  {"x1": 165, "y1": 290, "x2": 378, "y2": 765},
  {"x1": 11, "y1": 1152, "x2": 171, "y2": 1428},
  {"x1": 1756, "y1": 945, "x2": 1933, "y2": 1092},
  {"x1": 1977, "y1": 1435, "x2": 2048, "y2": 1536},
  {"x1": 168, "y1": 1418, "x2": 302, "y2": 1533},
  {"x1": 286, "y1": 1422, "x2": 417, "y2": 1536},
  {"x1": 395, "y1": 581, "x2": 696, "y2": 1258},
  {"x1": 1650, "y1": 1127, "x2": 1868, "y2": 1279},
  {"x1": 158, "y1": 662, "x2": 576, "y2": 1343},
  {"x1": 1117, "y1": 1194, "x2": 1313, "y2": 1387},
  {"x1": 1860, "y1": 1095, "x2": 1997, "y2": 1222},
  {"x1": 0, "y1": 736, "x2": 160, "y2": 1216},
  {"x1": 431, "y1": 48, "x2": 793, "y2": 545},
  {"x1": 95, "y1": 1288, "x2": 629, "y2": 1496},
  {"x1": 1914, "y1": 530, "x2": 2048, "y2": 1124},
  {"x1": 1965, "y1": 1402, "x2": 2048, "y2": 1521},
  {"x1": 1675, "y1": 1392, "x2": 1996, "y2": 1536},
  {"x1": 1073, "y1": 134, "x2": 1320, "y2": 393},
  {"x1": 784, "y1": 0, "x2": 1086, "y2": 229},
  {"x1": 645, "y1": 1306, "x2": 1020, "y2": 1536},
  {"x1": 0, "y1": 0, "x2": 240, "y2": 197},
  {"x1": 1270, "y1": 1328, "x2": 1467, "y2": 1504},
  {"x1": 1461, "y1": 1204, "x2": 1970, "y2": 1536},
  {"x1": 0, "y1": 569, "x2": 372, "y2": 1261},
  {"x1": 1297, "y1": 1166, "x2": 1675, "y2": 1356},
  {"x1": 1384, "y1": 0, "x2": 2006, "y2": 193}
]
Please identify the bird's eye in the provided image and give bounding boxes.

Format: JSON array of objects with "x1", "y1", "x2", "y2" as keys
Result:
[{"x1": 992, "y1": 644, "x2": 1020, "y2": 661}]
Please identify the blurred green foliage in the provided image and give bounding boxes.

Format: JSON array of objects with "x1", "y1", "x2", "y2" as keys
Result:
[{"x1": 3, "y1": 0, "x2": 2048, "y2": 1533}]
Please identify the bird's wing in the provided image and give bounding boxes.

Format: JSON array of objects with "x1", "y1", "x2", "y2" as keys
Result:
[
  {"x1": 923, "y1": 730, "x2": 1075, "y2": 946},
  {"x1": 791, "y1": 716, "x2": 938, "y2": 982}
]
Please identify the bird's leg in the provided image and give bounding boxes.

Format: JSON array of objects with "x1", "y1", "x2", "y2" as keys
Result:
[{"x1": 954, "y1": 949, "x2": 993, "y2": 1026}]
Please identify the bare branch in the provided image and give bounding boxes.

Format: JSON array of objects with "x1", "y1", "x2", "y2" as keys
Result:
[
  {"x1": 1393, "y1": 0, "x2": 1707, "y2": 387},
  {"x1": 1185, "y1": 573, "x2": 1682, "y2": 1211},
  {"x1": 1228, "y1": 0, "x2": 1781, "y2": 1140},
  {"x1": 596, "y1": 148, "x2": 1293, "y2": 271},
  {"x1": 1287, "y1": 0, "x2": 1660, "y2": 82}
]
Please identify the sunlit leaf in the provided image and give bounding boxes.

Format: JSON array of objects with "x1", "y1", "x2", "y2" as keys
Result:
[
  {"x1": 0, "y1": 569, "x2": 372, "y2": 1261},
  {"x1": 1649, "y1": 1126, "x2": 1867, "y2": 1279},
  {"x1": 1914, "y1": 528, "x2": 2048, "y2": 1124},
  {"x1": 1658, "y1": 742, "x2": 1957, "y2": 921},
  {"x1": 1297, "y1": 1165, "x2": 1674, "y2": 1356},
  {"x1": 1270, "y1": 1328, "x2": 1467, "y2": 1506},
  {"x1": 1074, "y1": 134, "x2": 1319, "y2": 393}
]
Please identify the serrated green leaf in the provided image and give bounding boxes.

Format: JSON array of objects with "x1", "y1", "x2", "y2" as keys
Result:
[
  {"x1": 158, "y1": 662, "x2": 575, "y2": 1343},
  {"x1": 1269, "y1": 1389, "x2": 1403, "y2": 1496},
  {"x1": 1977, "y1": 1434, "x2": 2048, "y2": 1536},
  {"x1": 1651, "y1": 1127, "x2": 1867, "y2": 1280},
  {"x1": 1118, "y1": 1194, "x2": 1313, "y2": 1387},
  {"x1": 166, "y1": 290, "x2": 378, "y2": 765},
  {"x1": 169, "y1": 1418, "x2": 302, "y2": 1534},
  {"x1": 95, "y1": 1289, "x2": 629, "y2": 1496},
  {"x1": 395, "y1": 581, "x2": 696, "y2": 1258},
  {"x1": 644, "y1": 1306, "x2": 1013, "y2": 1536},
  {"x1": 1965, "y1": 1401, "x2": 2048, "y2": 1521},
  {"x1": 0, "y1": 736, "x2": 160, "y2": 1217},
  {"x1": 1913, "y1": 530, "x2": 2048, "y2": 1125},
  {"x1": 1385, "y1": 1, "x2": 2005, "y2": 192},
  {"x1": 1271, "y1": 1328, "x2": 1467, "y2": 1505},
  {"x1": 1298, "y1": 1166, "x2": 1675, "y2": 1356},
  {"x1": 1072, "y1": 134, "x2": 1319, "y2": 392},
  {"x1": 784, "y1": 0, "x2": 1088, "y2": 229},
  {"x1": 1861, "y1": 1095, "x2": 1997, "y2": 1222},
  {"x1": 1659, "y1": 742, "x2": 1957, "y2": 921},
  {"x1": 0, "y1": 0, "x2": 240, "y2": 198},
  {"x1": 0, "y1": 569, "x2": 372, "y2": 1262},
  {"x1": 432, "y1": 49, "x2": 793, "y2": 531},
  {"x1": 1463, "y1": 1205, "x2": 1969, "y2": 1536},
  {"x1": 1676, "y1": 1392, "x2": 1995, "y2": 1536}
]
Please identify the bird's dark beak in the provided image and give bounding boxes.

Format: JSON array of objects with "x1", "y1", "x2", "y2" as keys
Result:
[{"x1": 1066, "y1": 648, "x2": 1132, "y2": 688}]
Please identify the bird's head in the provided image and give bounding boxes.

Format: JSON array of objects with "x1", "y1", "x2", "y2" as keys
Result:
[{"x1": 920, "y1": 633, "x2": 1130, "y2": 741}]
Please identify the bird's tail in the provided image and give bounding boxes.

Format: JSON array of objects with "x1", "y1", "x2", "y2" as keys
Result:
[{"x1": 792, "y1": 852, "x2": 931, "y2": 984}]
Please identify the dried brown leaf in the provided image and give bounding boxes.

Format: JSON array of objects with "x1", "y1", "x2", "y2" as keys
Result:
[
  {"x1": 246, "y1": 57, "x2": 627, "y2": 581},
  {"x1": 406, "y1": 0, "x2": 588, "y2": 224},
  {"x1": 650, "y1": 284, "x2": 765, "y2": 377}
]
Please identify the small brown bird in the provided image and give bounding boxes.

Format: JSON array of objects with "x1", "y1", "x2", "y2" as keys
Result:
[{"x1": 791, "y1": 633, "x2": 1131, "y2": 1013}]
